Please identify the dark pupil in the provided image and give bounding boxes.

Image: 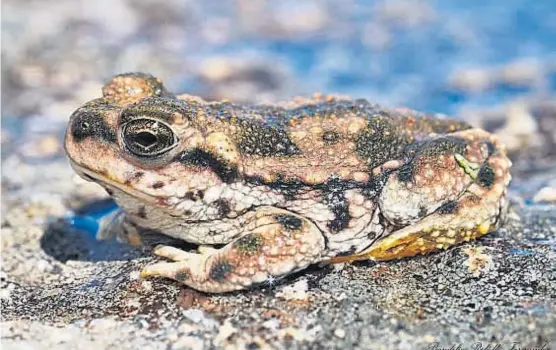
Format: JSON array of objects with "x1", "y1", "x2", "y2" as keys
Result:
[
  {"x1": 133, "y1": 131, "x2": 158, "y2": 148},
  {"x1": 122, "y1": 118, "x2": 177, "y2": 157}
]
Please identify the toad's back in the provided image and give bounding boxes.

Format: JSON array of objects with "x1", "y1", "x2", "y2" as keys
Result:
[{"x1": 156, "y1": 95, "x2": 473, "y2": 185}]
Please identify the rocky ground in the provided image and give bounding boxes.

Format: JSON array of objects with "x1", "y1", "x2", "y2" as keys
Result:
[{"x1": 2, "y1": 0, "x2": 556, "y2": 349}]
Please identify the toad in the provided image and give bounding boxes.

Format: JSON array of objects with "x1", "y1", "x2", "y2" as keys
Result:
[{"x1": 64, "y1": 73, "x2": 511, "y2": 293}]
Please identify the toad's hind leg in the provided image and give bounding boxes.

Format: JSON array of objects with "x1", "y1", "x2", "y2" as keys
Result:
[
  {"x1": 333, "y1": 129, "x2": 512, "y2": 263},
  {"x1": 140, "y1": 208, "x2": 326, "y2": 293},
  {"x1": 364, "y1": 192, "x2": 505, "y2": 260}
]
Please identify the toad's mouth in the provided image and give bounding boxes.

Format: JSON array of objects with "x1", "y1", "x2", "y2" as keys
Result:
[{"x1": 69, "y1": 160, "x2": 166, "y2": 205}]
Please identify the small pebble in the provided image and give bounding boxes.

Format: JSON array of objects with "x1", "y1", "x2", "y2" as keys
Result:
[
  {"x1": 423, "y1": 334, "x2": 436, "y2": 343},
  {"x1": 334, "y1": 328, "x2": 345, "y2": 338},
  {"x1": 276, "y1": 279, "x2": 309, "y2": 300}
]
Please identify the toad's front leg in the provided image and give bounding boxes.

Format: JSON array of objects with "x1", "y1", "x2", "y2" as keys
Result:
[{"x1": 140, "y1": 208, "x2": 326, "y2": 293}]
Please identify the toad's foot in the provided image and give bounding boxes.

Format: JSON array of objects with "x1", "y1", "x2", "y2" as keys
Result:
[
  {"x1": 333, "y1": 128, "x2": 511, "y2": 262},
  {"x1": 140, "y1": 208, "x2": 326, "y2": 293}
]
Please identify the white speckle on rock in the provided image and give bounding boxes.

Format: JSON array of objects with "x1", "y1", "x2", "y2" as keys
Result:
[
  {"x1": 88, "y1": 317, "x2": 120, "y2": 334},
  {"x1": 182, "y1": 309, "x2": 219, "y2": 330},
  {"x1": 334, "y1": 292, "x2": 347, "y2": 301},
  {"x1": 332, "y1": 262, "x2": 346, "y2": 271},
  {"x1": 262, "y1": 318, "x2": 280, "y2": 331},
  {"x1": 334, "y1": 328, "x2": 346, "y2": 338},
  {"x1": 179, "y1": 322, "x2": 199, "y2": 335},
  {"x1": 214, "y1": 319, "x2": 238, "y2": 346},
  {"x1": 276, "y1": 279, "x2": 309, "y2": 300},
  {"x1": 36, "y1": 259, "x2": 51, "y2": 273},
  {"x1": 0, "y1": 283, "x2": 15, "y2": 301},
  {"x1": 462, "y1": 247, "x2": 494, "y2": 277},
  {"x1": 171, "y1": 335, "x2": 204, "y2": 350},
  {"x1": 129, "y1": 270, "x2": 140, "y2": 281},
  {"x1": 280, "y1": 325, "x2": 321, "y2": 342}
]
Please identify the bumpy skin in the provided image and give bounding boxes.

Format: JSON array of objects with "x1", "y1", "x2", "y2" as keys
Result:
[{"x1": 64, "y1": 73, "x2": 512, "y2": 293}]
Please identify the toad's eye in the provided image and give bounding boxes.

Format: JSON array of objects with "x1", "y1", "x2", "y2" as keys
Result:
[{"x1": 121, "y1": 118, "x2": 178, "y2": 157}]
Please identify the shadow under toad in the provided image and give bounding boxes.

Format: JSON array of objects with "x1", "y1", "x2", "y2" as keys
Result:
[{"x1": 40, "y1": 198, "x2": 195, "y2": 262}]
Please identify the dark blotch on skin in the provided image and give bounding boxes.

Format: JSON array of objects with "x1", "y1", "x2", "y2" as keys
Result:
[
  {"x1": 126, "y1": 172, "x2": 145, "y2": 185},
  {"x1": 152, "y1": 181, "x2": 165, "y2": 189},
  {"x1": 437, "y1": 200, "x2": 459, "y2": 214},
  {"x1": 275, "y1": 214, "x2": 303, "y2": 231},
  {"x1": 175, "y1": 149, "x2": 239, "y2": 183},
  {"x1": 322, "y1": 178, "x2": 351, "y2": 233},
  {"x1": 234, "y1": 234, "x2": 263, "y2": 253},
  {"x1": 477, "y1": 164, "x2": 495, "y2": 188},
  {"x1": 184, "y1": 190, "x2": 204, "y2": 201},
  {"x1": 214, "y1": 199, "x2": 231, "y2": 217},
  {"x1": 137, "y1": 206, "x2": 147, "y2": 219},
  {"x1": 485, "y1": 141, "x2": 496, "y2": 156},
  {"x1": 417, "y1": 136, "x2": 467, "y2": 157},
  {"x1": 355, "y1": 114, "x2": 410, "y2": 169},
  {"x1": 327, "y1": 207, "x2": 350, "y2": 233},
  {"x1": 246, "y1": 174, "x2": 305, "y2": 201},
  {"x1": 336, "y1": 245, "x2": 357, "y2": 257},
  {"x1": 209, "y1": 262, "x2": 234, "y2": 281},
  {"x1": 362, "y1": 171, "x2": 389, "y2": 199},
  {"x1": 237, "y1": 121, "x2": 301, "y2": 157},
  {"x1": 175, "y1": 271, "x2": 189, "y2": 281},
  {"x1": 322, "y1": 131, "x2": 341, "y2": 145},
  {"x1": 70, "y1": 108, "x2": 117, "y2": 143},
  {"x1": 397, "y1": 163, "x2": 414, "y2": 183}
]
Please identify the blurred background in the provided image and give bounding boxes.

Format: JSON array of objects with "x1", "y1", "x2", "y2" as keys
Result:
[{"x1": 1, "y1": 0, "x2": 556, "y2": 188}]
